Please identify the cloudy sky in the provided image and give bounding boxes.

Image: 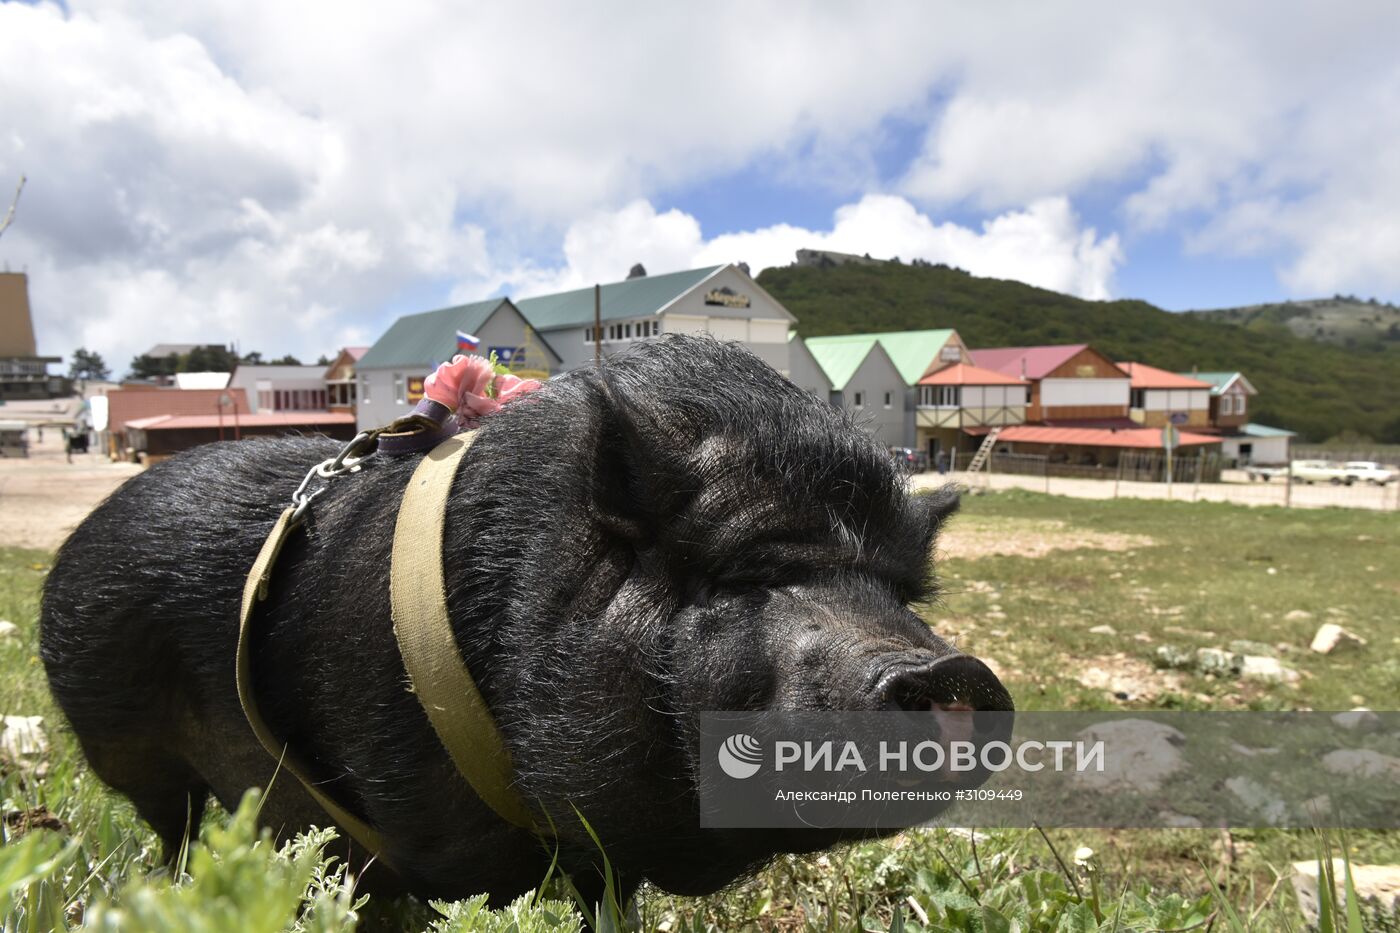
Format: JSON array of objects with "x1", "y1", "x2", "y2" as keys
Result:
[{"x1": 3, "y1": 1, "x2": 1398, "y2": 370}]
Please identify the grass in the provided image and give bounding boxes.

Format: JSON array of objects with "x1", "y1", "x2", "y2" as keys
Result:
[{"x1": 2, "y1": 491, "x2": 1397, "y2": 929}]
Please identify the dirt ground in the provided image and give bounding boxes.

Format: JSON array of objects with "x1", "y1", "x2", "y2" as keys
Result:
[
  {"x1": 0, "y1": 433, "x2": 142, "y2": 551},
  {"x1": 938, "y1": 516, "x2": 1153, "y2": 561}
]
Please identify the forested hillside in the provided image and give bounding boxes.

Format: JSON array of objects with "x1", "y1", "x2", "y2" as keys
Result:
[{"x1": 758, "y1": 261, "x2": 1399, "y2": 442}]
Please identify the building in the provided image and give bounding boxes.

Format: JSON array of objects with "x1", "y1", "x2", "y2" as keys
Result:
[
  {"x1": 1186, "y1": 371, "x2": 1257, "y2": 428},
  {"x1": 992, "y1": 424, "x2": 1223, "y2": 480},
  {"x1": 970, "y1": 344, "x2": 1129, "y2": 424},
  {"x1": 803, "y1": 338, "x2": 907, "y2": 446},
  {"x1": 228, "y1": 364, "x2": 332, "y2": 414},
  {"x1": 803, "y1": 329, "x2": 972, "y2": 449},
  {"x1": 1216, "y1": 423, "x2": 1295, "y2": 466},
  {"x1": 357, "y1": 298, "x2": 560, "y2": 430},
  {"x1": 103, "y1": 387, "x2": 251, "y2": 458},
  {"x1": 323, "y1": 346, "x2": 367, "y2": 411},
  {"x1": 914, "y1": 362, "x2": 1028, "y2": 461},
  {"x1": 0, "y1": 272, "x2": 68, "y2": 400},
  {"x1": 124, "y1": 411, "x2": 356, "y2": 461},
  {"x1": 514, "y1": 264, "x2": 794, "y2": 375},
  {"x1": 1119, "y1": 362, "x2": 1212, "y2": 428},
  {"x1": 786, "y1": 333, "x2": 834, "y2": 400}
]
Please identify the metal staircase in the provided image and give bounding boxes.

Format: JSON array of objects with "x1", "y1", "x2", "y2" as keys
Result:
[{"x1": 963, "y1": 427, "x2": 1002, "y2": 474}]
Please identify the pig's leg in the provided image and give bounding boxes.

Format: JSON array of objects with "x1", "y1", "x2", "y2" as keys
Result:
[{"x1": 75, "y1": 735, "x2": 208, "y2": 862}]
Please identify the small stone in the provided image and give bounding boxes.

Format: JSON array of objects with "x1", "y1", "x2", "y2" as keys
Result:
[
  {"x1": 985, "y1": 611, "x2": 1007, "y2": 620},
  {"x1": 1241, "y1": 655, "x2": 1300, "y2": 684},
  {"x1": 1292, "y1": 860, "x2": 1400, "y2": 927},
  {"x1": 1266, "y1": 567, "x2": 1277, "y2": 575},
  {"x1": 1310, "y1": 623, "x2": 1366, "y2": 654},
  {"x1": 1154, "y1": 645, "x2": 1194, "y2": 670},
  {"x1": 1332, "y1": 709, "x2": 1381, "y2": 733},
  {"x1": 1284, "y1": 609, "x2": 1314, "y2": 622},
  {"x1": 1073, "y1": 720, "x2": 1185, "y2": 793},
  {"x1": 1196, "y1": 647, "x2": 1244, "y2": 676},
  {"x1": 1089, "y1": 625, "x2": 1117, "y2": 635},
  {"x1": 1226, "y1": 776, "x2": 1287, "y2": 824},
  {"x1": 1133, "y1": 632, "x2": 1153, "y2": 643},
  {"x1": 1158, "y1": 810, "x2": 1203, "y2": 828},
  {"x1": 1326, "y1": 607, "x2": 1346, "y2": 617},
  {"x1": 0, "y1": 621, "x2": 18, "y2": 639},
  {"x1": 1322, "y1": 749, "x2": 1400, "y2": 780},
  {"x1": 0, "y1": 716, "x2": 47, "y2": 774}
]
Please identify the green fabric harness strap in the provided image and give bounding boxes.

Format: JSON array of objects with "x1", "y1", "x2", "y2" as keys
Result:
[
  {"x1": 390, "y1": 431, "x2": 539, "y2": 832},
  {"x1": 237, "y1": 428, "x2": 539, "y2": 862},
  {"x1": 237, "y1": 507, "x2": 391, "y2": 861}
]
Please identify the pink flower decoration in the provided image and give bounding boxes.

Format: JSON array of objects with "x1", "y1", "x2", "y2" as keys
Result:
[{"x1": 423, "y1": 354, "x2": 542, "y2": 429}]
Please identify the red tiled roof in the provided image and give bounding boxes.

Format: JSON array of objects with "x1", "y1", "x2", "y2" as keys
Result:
[
  {"x1": 995, "y1": 425, "x2": 1220, "y2": 449},
  {"x1": 1118, "y1": 362, "x2": 1213, "y2": 390},
  {"x1": 128, "y1": 412, "x2": 355, "y2": 431},
  {"x1": 918, "y1": 362, "x2": 1027, "y2": 386},
  {"x1": 969, "y1": 344, "x2": 1090, "y2": 380},
  {"x1": 108, "y1": 388, "x2": 250, "y2": 431}
]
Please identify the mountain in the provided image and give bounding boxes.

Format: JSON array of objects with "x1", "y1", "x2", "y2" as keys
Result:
[
  {"x1": 1184, "y1": 297, "x2": 1400, "y2": 351},
  {"x1": 756, "y1": 261, "x2": 1400, "y2": 443}
]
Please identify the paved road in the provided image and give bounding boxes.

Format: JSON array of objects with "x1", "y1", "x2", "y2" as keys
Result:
[{"x1": 913, "y1": 468, "x2": 1399, "y2": 511}]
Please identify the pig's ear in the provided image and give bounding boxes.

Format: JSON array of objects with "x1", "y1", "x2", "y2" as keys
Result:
[
  {"x1": 589, "y1": 372, "x2": 692, "y2": 543},
  {"x1": 923, "y1": 485, "x2": 961, "y2": 538}
]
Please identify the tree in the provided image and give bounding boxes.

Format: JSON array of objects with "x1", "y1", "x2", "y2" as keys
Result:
[
  {"x1": 315, "y1": 354, "x2": 331, "y2": 366},
  {"x1": 241, "y1": 351, "x2": 264, "y2": 365},
  {"x1": 129, "y1": 353, "x2": 181, "y2": 380},
  {"x1": 67, "y1": 348, "x2": 110, "y2": 382},
  {"x1": 268, "y1": 354, "x2": 302, "y2": 365}
]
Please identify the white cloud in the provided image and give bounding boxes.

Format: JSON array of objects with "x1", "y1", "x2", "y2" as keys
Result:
[
  {"x1": 1, "y1": 1, "x2": 1398, "y2": 373},
  {"x1": 507, "y1": 195, "x2": 1121, "y2": 301}
]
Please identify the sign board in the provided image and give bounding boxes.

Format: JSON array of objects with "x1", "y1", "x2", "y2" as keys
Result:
[
  {"x1": 487, "y1": 346, "x2": 519, "y2": 365},
  {"x1": 406, "y1": 376, "x2": 425, "y2": 404},
  {"x1": 704, "y1": 286, "x2": 751, "y2": 309},
  {"x1": 939, "y1": 344, "x2": 963, "y2": 362},
  {"x1": 1160, "y1": 424, "x2": 1178, "y2": 450},
  {"x1": 1169, "y1": 412, "x2": 1189, "y2": 426}
]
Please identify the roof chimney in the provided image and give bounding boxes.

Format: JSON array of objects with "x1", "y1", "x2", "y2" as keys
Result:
[{"x1": 627, "y1": 263, "x2": 647, "y2": 279}]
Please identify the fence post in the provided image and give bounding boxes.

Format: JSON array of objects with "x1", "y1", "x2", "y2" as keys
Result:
[
  {"x1": 1114, "y1": 455, "x2": 1122, "y2": 499},
  {"x1": 1284, "y1": 461, "x2": 1293, "y2": 509},
  {"x1": 1193, "y1": 450, "x2": 1205, "y2": 501}
]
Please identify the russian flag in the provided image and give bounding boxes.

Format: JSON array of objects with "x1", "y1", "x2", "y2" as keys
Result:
[{"x1": 456, "y1": 330, "x2": 481, "y2": 353}]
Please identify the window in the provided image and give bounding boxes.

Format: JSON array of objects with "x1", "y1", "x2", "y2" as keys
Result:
[
  {"x1": 884, "y1": 392, "x2": 893, "y2": 409},
  {"x1": 360, "y1": 374, "x2": 370, "y2": 403},
  {"x1": 1234, "y1": 394, "x2": 1246, "y2": 415},
  {"x1": 1130, "y1": 389, "x2": 1145, "y2": 409},
  {"x1": 853, "y1": 391, "x2": 865, "y2": 408},
  {"x1": 393, "y1": 373, "x2": 405, "y2": 405},
  {"x1": 624, "y1": 323, "x2": 632, "y2": 339}
]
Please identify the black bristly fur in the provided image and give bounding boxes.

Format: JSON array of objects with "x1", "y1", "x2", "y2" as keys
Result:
[{"x1": 39, "y1": 335, "x2": 996, "y2": 905}]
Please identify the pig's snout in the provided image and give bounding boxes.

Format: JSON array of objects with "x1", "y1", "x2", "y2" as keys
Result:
[{"x1": 873, "y1": 653, "x2": 1014, "y2": 716}]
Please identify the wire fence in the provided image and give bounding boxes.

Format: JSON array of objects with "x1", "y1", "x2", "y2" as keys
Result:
[{"x1": 921, "y1": 457, "x2": 1400, "y2": 512}]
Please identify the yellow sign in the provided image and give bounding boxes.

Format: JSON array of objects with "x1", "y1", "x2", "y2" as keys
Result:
[
  {"x1": 1075, "y1": 365, "x2": 1096, "y2": 377},
  {"x1": 704, "y1": 287, "x2": 751, "y2": 309},
  {"x1": 407, "y1": 376, "x2": 425, "y2": 403}
]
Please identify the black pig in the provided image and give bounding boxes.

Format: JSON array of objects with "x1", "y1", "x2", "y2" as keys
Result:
[{"x1": 41, "y1": 335, "x2": 1011, "y2": 905}]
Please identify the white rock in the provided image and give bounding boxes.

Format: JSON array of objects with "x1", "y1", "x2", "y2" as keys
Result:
[
  {"x1": 1322, "y1": 749, "x2": 1400, "y2": 780},
  {"x1": 1072, "y1": 720, "x2": 1185, "y2": 793},
  {"x1": 1284, "y1": 609, "x2": 1314, "y2": 622},
  {"x1": 1292, "y1": 860, "x2": 1400, "y2": 927},
  {"x1": 1225, "y1": 776, "x2": 1287, "y2": 824},
  {"x1": 1332, "y1": 709, "x2": 1382, "y2": 733},
  {"x1": 1158, "y1": 810, "x2": 1203, "y2": 828},
  {"x1": 1241, "y1": 655, "x2": 1300, "y2": 684},
  {"x1": 1088, "y1": 624, "x2": 1116, "y2": 635},
  {"x1": 0, "y1": 620, "x2": 18, "y2": 639},
  {"x1": 0, "y1": 715, "x2": 47, "y2": 763},
  {"x1": 1310, "y1": 623, "x2": 1366, "y2": 654}
]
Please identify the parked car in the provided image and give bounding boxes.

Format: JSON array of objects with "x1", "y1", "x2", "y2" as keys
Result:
[
  {"x1": 889, "y1": 447, "x2": 932, "y2": 473},
  {"x1": 1343, "y1": 461, "x2": 1396, "y2": 486},
  {"x1": 1244, "y1": 465, "x2": 1288, "y2": 482},
  {"x1": 1289, "y1": 460, "x2": 1353, "y2": 485}
]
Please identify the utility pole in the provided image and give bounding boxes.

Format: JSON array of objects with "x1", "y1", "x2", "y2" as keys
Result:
[{"x1": 594, "y1": 284, "x2": 602, "y2": 367}]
